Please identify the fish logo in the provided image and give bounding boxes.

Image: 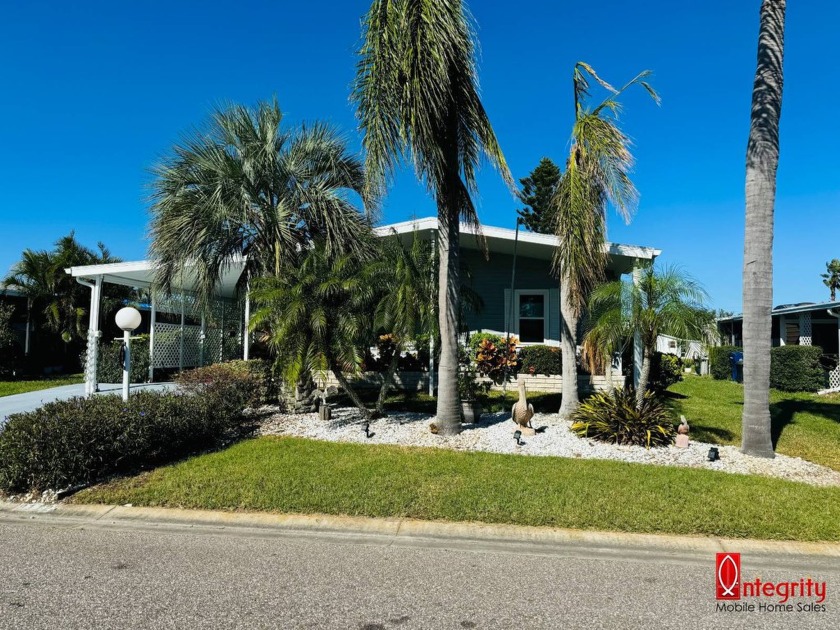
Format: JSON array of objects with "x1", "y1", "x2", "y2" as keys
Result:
[{"x1": 716, "y1": 553, "x2": 741, "y2": 600}]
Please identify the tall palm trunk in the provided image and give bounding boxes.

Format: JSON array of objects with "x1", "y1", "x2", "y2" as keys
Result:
[
  {"x1": 435, "y1": 206, "x2": 462, "y2": 435},
  {"x1": 375, "y1": 350, "x2": 401, "y2": 416},
  {"x1": 636, "y1": 347, "x2": 652, "y2": 408},
  {"x1": 742, "y1": 0, "x2": 785, "y2": 458},
  {"x1": 558, "y1": 275, "x2": 579, "y2": 418},
  {"x1": 330, "y1": 367, "x2": 373, "y2": 420}
]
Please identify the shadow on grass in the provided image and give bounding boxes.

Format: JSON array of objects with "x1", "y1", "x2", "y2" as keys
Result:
[
  {"x1": 770, "y1": 399, "x2": 840, "y2": 448},
  {"x1": 690, "y1": 425, "x2": 737, "y2": 444}
]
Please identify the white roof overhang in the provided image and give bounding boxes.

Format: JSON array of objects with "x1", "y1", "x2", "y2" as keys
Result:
[
  {"x1": 65, "y1": 257, "x2": 247, "y2": 299},
  {"x1": 375, "y1": 217, "x2": 661, "y2": 276}
]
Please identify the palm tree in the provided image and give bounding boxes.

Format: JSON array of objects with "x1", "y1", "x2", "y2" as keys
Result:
[
  {"x1": 821, "y1": 259, "x2": 840, "y2": 302},
  {"x1": 250, "y1": 243, "x2": 383, "y2": 419},
  {"x1": 4, "y1": 234, "x2": 123, "y2": 345},
  {"x1": 553, "y1": 63, "x2": 659, "y2": 418},
  {"x1": 353, "y1": 0, "x2": 513, "y2": 435},
  {"x1": 742, "y1": 0, "x2": 786, "y2": 459},
  {"x1": 149, "y1": 100, "x2": 372, "y2": 305},
  {"x1": 585, "y1": 264, "x2": 710, "y2": 408},
  {"x1": 373, "y1": 233, "x2": 434, "y2": 415}
]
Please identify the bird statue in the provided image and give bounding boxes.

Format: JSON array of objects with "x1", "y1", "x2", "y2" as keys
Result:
[
  {"x1": 675, "y1": 415, "x2": 690, "y2": 448},
  {"x1": 511, "y1": 379, "x2": 535, "y2": 428}
]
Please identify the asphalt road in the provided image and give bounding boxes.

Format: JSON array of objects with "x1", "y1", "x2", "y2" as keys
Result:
[{"x1": 0, "y1": 515, "x2": 838, "y2": 629}]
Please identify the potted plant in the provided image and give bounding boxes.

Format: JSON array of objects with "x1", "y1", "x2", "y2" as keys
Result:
[{"x1": 457, "y1": 369, "x2": 485, "y2": 423}]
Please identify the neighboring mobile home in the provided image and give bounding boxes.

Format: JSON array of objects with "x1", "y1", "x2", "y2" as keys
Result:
[{"x1": 717, "y1": 302, "x2": 840, "y2": 390}]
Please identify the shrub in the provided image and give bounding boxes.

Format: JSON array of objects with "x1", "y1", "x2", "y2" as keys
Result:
[
  {"x1": 709, "y1": 345, "x2": 742, "y2": 380},
  {"x1": 0, "y1": 303, "x2": 22, "y2": 378},
  {"x1": 0, "y1": 381, "x2": 252, "y2": 493},
  {"x1": 474, "y1": 337, "x2": 518, "y2": 385},
  {"x1": 570, "y1": 388, "x2": 676, "y2": 448},
  {"x1": 770, "y1": 346, "x2": 826, "y2": 392},
  {"x1": 95, "y1": 335, "x2": 152, "y2": 383},
  {"x1": 518, "y1": 345, "x2": 561, "y2": 376},
  {"x1": 175, "y1": 359, "x2": 280, "y2": 407},
  {"x1": 648, "y1": 352, "x2": 683, "y2": 392},
  {"x1": 467, "y1": 332, "x2": 505, "y2": 357}
]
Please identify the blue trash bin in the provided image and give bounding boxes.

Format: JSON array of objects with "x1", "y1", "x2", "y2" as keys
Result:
[{"x1": 729, "y1": 351, "x2": 744, "y2": 383}]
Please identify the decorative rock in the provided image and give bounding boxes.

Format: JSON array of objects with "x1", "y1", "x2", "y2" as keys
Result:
[{"x1": 257, "y1": 408, "x2": 840, "y2": 488}]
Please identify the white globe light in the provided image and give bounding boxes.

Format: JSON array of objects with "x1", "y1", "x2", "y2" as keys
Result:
[{"x1": 115, "y1": 307, "x2": 142, "y2": 331}]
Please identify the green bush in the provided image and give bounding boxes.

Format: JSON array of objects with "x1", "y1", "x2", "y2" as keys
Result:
[
  {"x1": 467, "y1": 332, "x2": 505, "y2": 358},
  {"x1": 709, "y1": 345, "x2": 741, "y2": 380},
  {"x1": 175, "y1": 360, "x2": 280, "y2": 407},
  {"x1": 648, "y1": 352, "x2": 682, "y2": 392},
  {"x1": 94, "y1": 335, "x2": 152, "y2": 384},
  {"x1": 770, "y1": 346, "x2": 826, "y2": 392},
  {"x1": 0, "y1": 303, "x2": 23, "y2": 378},
  {"x1": 0, "y1": 379, "x2": 253, "y2": 493},
  {"x1": 570, "y1": 388, "x2": 676, "y2": 448},
  {"x1": 474, "y1": 336, "x2": 518, "y2": 385},
  {"x1": 518, "y1": 345, "x2": 561, "y2": 376}
]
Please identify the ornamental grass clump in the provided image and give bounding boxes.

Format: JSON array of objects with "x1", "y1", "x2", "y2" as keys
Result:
[{"x1": 570, "y1": 388, "x2": 676, "y2": 448}]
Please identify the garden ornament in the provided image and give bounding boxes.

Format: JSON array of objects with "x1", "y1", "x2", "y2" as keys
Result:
[
  {"x1": 511, "y1": 379, "x2": 535, "y2": 435},
  {"x1": 675, "y1": 415, "x2": 690, "y2": 448}
]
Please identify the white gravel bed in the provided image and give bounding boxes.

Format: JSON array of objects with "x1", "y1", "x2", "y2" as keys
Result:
[{"x1": 259, "y1": 407, "x2": 840, "y2": 488}]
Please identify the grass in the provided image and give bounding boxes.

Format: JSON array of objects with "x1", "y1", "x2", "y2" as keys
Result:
[
  {"x1": 667, "y1": 375, "x2": 840, "y2": 471},
  {"x1": 74, "y1": 435, "x2": 840, "y2": 541},
  {"x1": 0, "y1": 374, "x2": 83, "y2": 397}
]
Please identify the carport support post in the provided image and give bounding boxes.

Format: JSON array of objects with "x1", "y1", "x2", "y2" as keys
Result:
[
  {"x1": 428, "y1": 233, "x2": 436, "y2": 396},
  {"x1": 632, "y1": 262, "x2": 643, "y2": 389},
  {"x1": 243, "y1": 281, "x2": 251, "y2": 361},
  {"x1": 148, "y1": 293, "x2": 156, "y2": 382},
  {"x1": 179, "y1": 291, "x2": 185, "y2": 372},
  {"x1": 199, "y1": 313, "x2": 206, "y2": 366},
  {"x1": 80, "y1": 275, "x2": 103, "y2": 397}
]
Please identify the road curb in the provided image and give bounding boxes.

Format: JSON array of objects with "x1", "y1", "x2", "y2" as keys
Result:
[{"x1": 2, "y1": 500, "x2": 839, "y2": 558}]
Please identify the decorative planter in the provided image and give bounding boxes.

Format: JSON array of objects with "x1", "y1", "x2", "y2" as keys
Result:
[
  {"x1": 460, "y1": 400, "x2": 482, "y2": 424},
  {"x1": 318, "y1": 403, "x2": 332, "y2": 421}
]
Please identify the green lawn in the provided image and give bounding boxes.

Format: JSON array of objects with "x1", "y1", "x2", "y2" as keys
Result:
[
  {"x1": 0, "y1": 374, "x2": 83, "y2": 397},
  {"x1": 74, "y1": 436, "x2": 840, "y2": 541},
  {"x1": 667, "y1": 375, "x2": 840, "y2": 471}
]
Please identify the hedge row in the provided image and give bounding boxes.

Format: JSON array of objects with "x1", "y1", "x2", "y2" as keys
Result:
[
  {"x1": 770, "y1": 346, "x2": 828, "y2": 392},
  {"x1": 518, "y1": 345, "x2": 561, "y2": 376},
  {"x1": 0, "y1": 361, "x2": 269, "y2": 493},
  {"x1": 710, "y1": 345, "x2": 742, "y2": 380},
  {"x1": 96, "y1": 335, "x2": 152, "y2": 383}
]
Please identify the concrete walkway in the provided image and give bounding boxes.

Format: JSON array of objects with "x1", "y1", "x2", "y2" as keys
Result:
[{"x1": 0, "y1": 382, "x2": 175, "y2": 422}]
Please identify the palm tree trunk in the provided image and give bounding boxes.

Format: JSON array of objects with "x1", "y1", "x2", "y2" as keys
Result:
[
  {"x1": 742, "y1": 0, "x2": 785, "y2": 459},
  {"x1": 558, "y1": 273, "x2": 579, "y2": 419},
  {"x1": 330, "y1": 367, "x2": 373, "y2": 420},
  {"x1": 435, "y1": 203, "x2": 462, "y2": 435},
  {"x1": 636, "y1": 348, "x2": 652, "y2": 408},
  {"x1": 375, "y1": 350, "x2": 401, "y2": 416}
]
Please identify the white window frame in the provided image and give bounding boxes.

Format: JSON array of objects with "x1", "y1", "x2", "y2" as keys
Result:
[{"x1": 514, "y1": 289, "x2": 549, "y2": 345}]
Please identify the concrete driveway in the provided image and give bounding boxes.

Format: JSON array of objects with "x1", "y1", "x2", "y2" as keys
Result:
[{"x1": 0, "y1": 382, "x2": 176, "y2": 423}]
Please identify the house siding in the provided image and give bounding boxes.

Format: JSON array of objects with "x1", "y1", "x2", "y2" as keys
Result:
[{"x1": 462, "y1": 249, "x2": 560, "y2": 343}]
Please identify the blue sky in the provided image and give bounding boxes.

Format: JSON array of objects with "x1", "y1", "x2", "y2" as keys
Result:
[{"x1": 1, "y1": 0, "x2": 837, "y2": 313}]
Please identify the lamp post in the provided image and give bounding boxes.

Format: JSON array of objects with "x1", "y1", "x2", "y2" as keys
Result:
[{"x1": 115, "y1": 307, "x2": 142, "y2": 402}]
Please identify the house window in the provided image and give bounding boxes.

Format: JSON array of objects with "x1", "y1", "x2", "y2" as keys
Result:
[
  {"x1": 785, "y1": 321, "x2": 800, "y2": 345},
  {"x1": 517, "y1": 291, "x2": 547, "y2": 343}
]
